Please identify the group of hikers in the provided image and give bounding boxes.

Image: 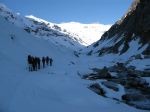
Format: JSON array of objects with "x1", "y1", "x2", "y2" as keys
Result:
[{"x1": 27, "y1": 55, "x2": 53, "y2": 71}]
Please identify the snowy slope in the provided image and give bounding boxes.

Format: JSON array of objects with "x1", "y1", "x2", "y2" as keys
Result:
[
  {"x1": 85, "y1": 34, "x2": 150, "y2": 71},
  {"x1": 0, "y1": 3, "x2": 147, "y2": 112},
  {"x1": 0, "y1": 3, "x2": 111, "y2": 47},
  {"x1": 59, "y1": 22, "x2": 111, "y2": 45},
  {"x1": 0, "y1": 15, "x2": 146, "y2": 112},
  {"x1": 25, "y1": 15, "x2": 87, "y2": 48},
  {"x1": 0, "y1": 4, "x2": 85, "y2": 50}
]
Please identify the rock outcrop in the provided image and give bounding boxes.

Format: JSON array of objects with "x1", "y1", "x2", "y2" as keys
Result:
[{"x1": 92, "y1": 0, "x2": 150, "y2": 56}]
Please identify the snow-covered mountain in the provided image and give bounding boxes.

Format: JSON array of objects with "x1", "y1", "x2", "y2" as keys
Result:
[
  {"x1": 0, "y1": 4, "x2": 86, "y2": 50},
  {"x1": 58, "y1": 22, "x2": 111, "y2": 45},
  {"x1": 0, "y1": 3, "x2": 111, "y2": 47},
  {"x1": 25, "y1": 15, "x2": 87, "y2": 47},
  {"x1": 0, "y1": 2, "x2": 150, "y2": 112},
  {"x1": 86, "y1": 0, "x2": 150, "y2": 70}
]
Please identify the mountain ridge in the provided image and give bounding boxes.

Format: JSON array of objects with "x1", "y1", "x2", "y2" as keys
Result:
[
  {"x1": 0, "y1": 4, "x2": 86, "y2": 50},
  {"x1": 89, "y1": 0, "x2": 150, "y2": 57}
]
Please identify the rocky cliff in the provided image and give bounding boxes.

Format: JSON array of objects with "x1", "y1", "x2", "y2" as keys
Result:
[{"x1": 92, "y1": 0, "x2": 150, "y2": 56}]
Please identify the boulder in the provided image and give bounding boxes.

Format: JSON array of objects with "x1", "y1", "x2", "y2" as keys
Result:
[
  {"x1": 102, "y1": 81, "x2": 119, "y2": 91},
  {"x1": 83, "y1": 67, "x2": 113, "y2": 80},
  {"x1": 122, "y1": 94, "x2": 145, "y2": 101},
  {"x1": 88, "y1": 83, "x2": 105, "y2": 96},
  {"x1": 134, "y1": 54, "x2": 142, "y2": 59},
  {"x1": 126, "y1": 77, "x2": 149, "y2": 88},
  {"x1": 97, "y1": 67, "x2": 112, "y2": 79}
]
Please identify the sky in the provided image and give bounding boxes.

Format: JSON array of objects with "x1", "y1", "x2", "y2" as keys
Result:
[{"x1": 1, "y1": 0, "x2": 133, "y2": 24}]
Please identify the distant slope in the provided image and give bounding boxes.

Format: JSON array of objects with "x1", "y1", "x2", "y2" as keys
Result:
[
  {"x1": 25, "y1": 15, "x2": 87, "y2": 48},
  {"x1": 0, "y1": 3, "x2": 111, "y2": 47},
  {"x1": 59, "y1": 22, "x2": 111, "y2": 45},
  {"x1": 0, "y1": 4, "x2": 85, "y2": 50}
]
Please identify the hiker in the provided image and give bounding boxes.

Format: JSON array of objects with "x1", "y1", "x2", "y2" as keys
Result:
[
  {"x1": 37, "y1": 57, "x2": 41, "y2": 69},
  {"x1": 32, "y1": 57, "x2": 36, "y2": 71},
  {"x1": 42, "y1": 57, "x2": 46, "y2": 68},
  {"x1": 46, "y1": 56, "x2": 50, "y2": 66},
  {"x1": 28, "y1": 55, "x2": 33, "y2": 71},
  {"x1": 49, "y1": 58, "x2": 53, "y2": 66},
  {"x1": 34, "y1": 57, "x2": 39, "y2": 71}
]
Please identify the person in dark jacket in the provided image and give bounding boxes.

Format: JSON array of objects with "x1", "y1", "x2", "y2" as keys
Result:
[
  {"x1": 46, "y1": 56, "x2": 50, "y2": 66},
  {"x1": 34, "y1": 57, "x2": 39, "y2": 71},
  {"x1": 42, "y1": 57, "x2": 46, "y2": 68},
  {"x1": 37, "y1": 57, "x2": 41, "y2": 69},
  {"x1": 32, "y1": 57, "x2": 36, "y2": 71},
  {"x1": 49, "y1": 58, "x2": 53, "y2": 66},
  {"x1": 28, "y1": 55, "x2": 33, "y2": 71}
]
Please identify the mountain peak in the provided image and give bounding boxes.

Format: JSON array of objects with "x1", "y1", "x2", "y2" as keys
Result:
[{"x1": 59, "y1": 22, "x2": 111, "y2": 45}]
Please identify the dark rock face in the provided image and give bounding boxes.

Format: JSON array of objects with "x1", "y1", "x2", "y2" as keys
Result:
[
  {"x1": 102, "y1": 81, "x2": 119, "y2": 91},
  {"x1": 82, "y1": 67, "x2": 113, "y2": 80},
  {"x1": 102, "y1": 0, "x2": 150, "y2": 42},
  {"x1": 88, "y1": 83, "x2": 106, "y2": 96},
  {"x1": 94, "y1": 0, "x2": 150, "y2": 55}
]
